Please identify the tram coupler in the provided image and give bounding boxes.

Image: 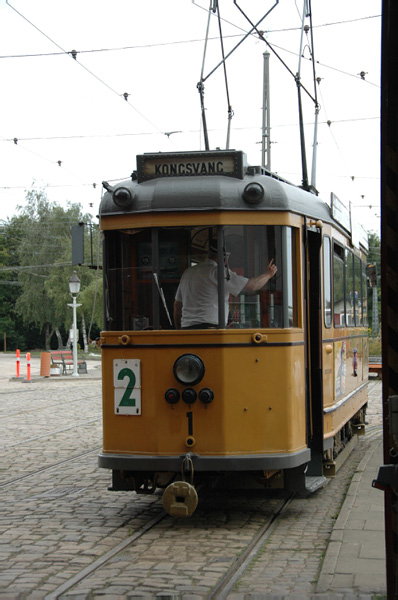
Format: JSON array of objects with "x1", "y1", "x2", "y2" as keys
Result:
[
  {"x1": 162, "y1": 480, "x2": 198, "y2": 517},
  {"x1": 162, "y1": 453, "x2": 198, "y2": 517}
]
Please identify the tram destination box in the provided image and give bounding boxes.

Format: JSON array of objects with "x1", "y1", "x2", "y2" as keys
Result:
[{"x1": 136, "y1": 150, "x2": 245, "y2": 183}]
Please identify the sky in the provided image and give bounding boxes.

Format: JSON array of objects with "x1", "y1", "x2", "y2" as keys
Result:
[{"x1": 0, "y1": 0, "x2": 381, "y2": 234}]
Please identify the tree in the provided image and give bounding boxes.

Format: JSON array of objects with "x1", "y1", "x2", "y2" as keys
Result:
[
  {"x1": 0, "y1": 215, "x2": 36, "y2": 350},
  {"x1": 367, "y1": 231, "x2": 381, "y2": 335},
  {"x1": 5, "y1": 187, "x2": 102, "y2": 351},
  {"x1": 79, "y1": 274, "x2": 103, "y2": 342},
  {"x1": 0, "y1": 225, "x2": 19, "y2": 350}
]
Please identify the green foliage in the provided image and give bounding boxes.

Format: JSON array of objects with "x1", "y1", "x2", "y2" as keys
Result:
[
  {"x1": 79, "y1": 274, "x2": 103, "y2": 337},
  {"x1": 0, "y1": 216, "x2": 28, "y2": 349},
  {"x1": 0, "y1": 187, "x2": 102, "y2": 350},
  {"x1": 15, "y1": 190, "x2": 78, "y2": 328},
  {"x1": 367, "y1": 231, "x2": 381, "y2": 334},
  {"x1": 368, "y1": 337, "x2": 382, "y2": 356},
  {"x1": 368, "y1": 232, "x2": 381, "y2": 270}
]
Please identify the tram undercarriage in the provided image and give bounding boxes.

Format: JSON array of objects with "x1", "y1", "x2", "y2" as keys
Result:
[{"x1": 102, "y1": 405, "x2": 367, "y2": 517}]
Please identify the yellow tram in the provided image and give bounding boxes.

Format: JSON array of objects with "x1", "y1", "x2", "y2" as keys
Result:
[{"x1": 98, "y1": 149, "x2": 368, "y2": 516}]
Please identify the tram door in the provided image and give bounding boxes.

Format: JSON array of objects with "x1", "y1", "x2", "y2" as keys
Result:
[{"x1": 305, "y1": 227, "x2": 324, "y2": 477}]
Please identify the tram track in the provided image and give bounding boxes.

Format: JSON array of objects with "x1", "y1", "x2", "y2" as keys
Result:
[
  {"x1": 1, "y1": 414, "x2": 382, "y2": 598},
  {"x1": 365, "y1": 424, "x2": 383, "y2": 438},
  {"x1": 1, "y1": 410, "x2": 102, "y2": 487},
  {"x1": 0, "y1": 388, "x2": 101, "y2": 414},
  {"x1": 208, "y1": 491, "x2": 294, "y2": 599},
  {"x1": 37, "y1": 489, "x2": 294, "y2": 599},
  {"x1": 43, "y1": 508, "x2": 168, "y2": 600},
  {"x1": 3, "y1": 427, "x2": 378, "y2": 595},
  {"x1": 0, "y1": 445, "x2": 102, "y2": 488},
  {"x1": 208, "y1": 428, "x2": 382, "y2": 599},
  {"x1": 0, "y1": 416, "x2": 101, "y2": 449},
  {"x1": 43, "y1": 423, "x2": 378, "y2": 598}
]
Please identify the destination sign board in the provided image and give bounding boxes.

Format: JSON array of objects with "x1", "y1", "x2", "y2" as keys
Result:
[
  {"x1": 331, "y1": 192, "x2": 351, "y2": 233},
  {"x1": 136, "y1": 151, "x2": 245, "y2": 183}
]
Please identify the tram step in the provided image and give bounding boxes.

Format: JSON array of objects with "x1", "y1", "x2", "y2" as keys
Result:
[
  {"x1": 305, "y1": 475, "x2": 327, "y2": 493},
  {"x1": 284, "y1": 465, "x2": 326, "y2": 493}
]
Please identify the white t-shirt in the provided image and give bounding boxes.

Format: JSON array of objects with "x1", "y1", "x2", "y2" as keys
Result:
[{"x1": 175, "y1": 258, "x2": 248, "y2": 328}]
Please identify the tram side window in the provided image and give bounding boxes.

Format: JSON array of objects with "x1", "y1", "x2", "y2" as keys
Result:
[
  {"x1": 284, "y1": 227, "x2": 296, "y2": 327},
  {"x1": 332, "y1": 242, "x2": 367, "y2": 329},
  {"x1": 354, "y1": 255, "x2": 363, "y2": 325},
  {"x1": 323, "y1": 236, "x2": 332, "y2": 328},
  {"x1": 345, "y1": 250, "x2": 355, "y2": 326},
  {"x1": 333, "y1": 243, "x2": 345, "y2": 327},
  {"x1": 362, "y1": 261, "x2": 368, "y2": 325}
]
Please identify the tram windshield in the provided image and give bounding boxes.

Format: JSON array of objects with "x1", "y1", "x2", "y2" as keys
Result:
[{"x1": 104, "y1": 225, "x2": 298, "y2": 330}]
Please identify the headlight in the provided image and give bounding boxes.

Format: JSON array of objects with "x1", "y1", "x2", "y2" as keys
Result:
[
  {"x1": 173, "y1": 354, "x2": 205, "y2": 386},
  {"x1": 242, "y1": 182, "x2": 264, "y2": 204},
  {"x1": 113, "y1": 187, "x2": 133, "y2": 208}
]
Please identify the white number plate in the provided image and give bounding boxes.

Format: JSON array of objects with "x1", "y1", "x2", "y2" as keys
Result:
[{"x1": 113, "y1": 359, "x2": 141, "y2": 415}]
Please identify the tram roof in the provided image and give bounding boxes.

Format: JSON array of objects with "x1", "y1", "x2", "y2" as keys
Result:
[
  {"x1": 102, "y1": 174, "x2": 328, "y2": 217},
  {"x1": 101, "y1": 152, "x2": 331, "y2": 219},
  {"x1": 100, "y1": 150, "x2": 367, "y2": 250}
]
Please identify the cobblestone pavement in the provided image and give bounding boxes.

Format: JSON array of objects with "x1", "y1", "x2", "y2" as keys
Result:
[{"x1": 0, "y1": 355, "x2": 385, "y2": 599}]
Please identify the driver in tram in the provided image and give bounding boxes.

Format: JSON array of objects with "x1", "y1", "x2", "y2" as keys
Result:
[{"x1": 173, "y1": 240, "x2": 277, "y2": 329}]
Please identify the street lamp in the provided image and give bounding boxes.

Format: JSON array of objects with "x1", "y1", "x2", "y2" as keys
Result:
[{"x1": 68, "y1": 271, "x2": 81, "y2": 377}]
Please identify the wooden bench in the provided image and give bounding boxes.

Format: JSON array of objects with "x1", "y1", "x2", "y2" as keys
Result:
[
  {"x1": 50, "y1": 350, "x2": 87, "y2": 375},
  {"x1": 369, "y1": 356, "x2": 382, "y2": 378}
]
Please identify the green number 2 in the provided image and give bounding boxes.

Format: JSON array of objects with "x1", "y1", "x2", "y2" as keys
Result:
[{"x1": 118, "y1": 367, "x2": 136, "y2": 406}]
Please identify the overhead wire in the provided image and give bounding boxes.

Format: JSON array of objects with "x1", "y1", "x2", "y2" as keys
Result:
[
  {"x1": 1, "y1": 2, "x2": 380, "y2": 203},
  {"x1": 0, "y1": 12, "x2": 381, "y2": 77},
  {"x1": 0, "y1": 115, "x2": 380, "y2": 144},
  {"x1": 5, "y1": 0, "x2": 164, "y2": 135},
  {"x1": 191, "y1": 1, "x2": 379, "y2": 37},
  {"x1": 316, "y1": 76, "x2": 357, "y2": 185},
  {"x1": 8, "y1": 139, "x2": 87, "y2": 185},
  {"x1": 269, "y1": 40, "x2": 380, "y2": 87},
  {"x1": 2, "y1": 0, "x2": 380, "y2": 153},
  {"x1": 2, "y1": 1, "x2": 168, "y2": 195},
  {"x1": 3, "y1": 1, "x2": 184, "y2": 194},
  {"x1": 261, "y1": 1, "x2": 378, "y2": 192},
  {"x1": 0, "y1": 35, "x2": 380, "y2": 89},
  {"x1": 0, "y1": 111, "x2": 380, "y2": 194},
  {"x1": 1, "y1": 132, "x2": 159, "y2": 141},
  {"x1": 193, "y1": 3, "x2": 380, "y2": 87},
  {"x1": 1, "y1": 1, "x2": 380, "y2": 134}
]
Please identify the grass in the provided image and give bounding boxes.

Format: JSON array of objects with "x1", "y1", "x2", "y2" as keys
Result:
[{"x1": 368, "y1": 336, "x2": 382, "y2": 357}]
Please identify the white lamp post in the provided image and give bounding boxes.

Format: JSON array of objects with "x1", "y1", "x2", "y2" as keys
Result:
[{"x1": 68, "y1": 271, "x2": 81, "y2": 377}]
